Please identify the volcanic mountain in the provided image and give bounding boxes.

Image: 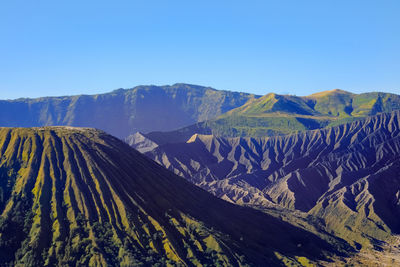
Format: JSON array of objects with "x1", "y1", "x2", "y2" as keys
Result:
[
  {"x1": 0, "y1": 127, "x2": 343, "y2": 266},
  {"x1": 139, "y1": 111, "x2": 400, "y2": 249}
]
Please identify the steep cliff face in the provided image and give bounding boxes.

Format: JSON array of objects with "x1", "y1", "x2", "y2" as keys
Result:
[
  {"x1": 143, "y1": 111, "x2": 400, "y2": 248},
  {"x1": 0, "y1": 84, "x2": 256, "y2": 138},
  {"x1": 0, "y1": 127, "x2": 340, "y2": 266}
]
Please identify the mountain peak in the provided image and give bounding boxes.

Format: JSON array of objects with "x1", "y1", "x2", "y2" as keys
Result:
[
  {"x1": 186, "y1": 133, "x2": 199, "y2": 143},
  {"x1": 125, "y1": 131, "x2": 158, "y2": 153},
  {"x1": 186, "y1": 133, "x2": 214, "y2": 144},
  {"x1": 307, "y1": 89, "x2": 353, "y2": 98}
]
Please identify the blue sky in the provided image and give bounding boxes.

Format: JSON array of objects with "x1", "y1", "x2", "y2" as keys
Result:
[{"x1": 0, "y1": 0, "x2": 399, "y2": 99}]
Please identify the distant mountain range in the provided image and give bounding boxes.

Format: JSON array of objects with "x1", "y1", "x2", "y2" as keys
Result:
[
  {"x1": 0, "y1": 127, "x2": 345, "y2": 266},
  {"x1": 0, "y1": 84, "x2": 256, "y2": 138},
  {"x1": 133, "y1": 111, "x2": 400, "y2": 251},
  {"x1": 2, "y1": 84, "x2": 399, "y2": 141}
]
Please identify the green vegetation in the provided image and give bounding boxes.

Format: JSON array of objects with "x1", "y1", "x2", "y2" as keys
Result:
[{"x1": 195, "y1": 89, "x2": 400, "y2": 137}]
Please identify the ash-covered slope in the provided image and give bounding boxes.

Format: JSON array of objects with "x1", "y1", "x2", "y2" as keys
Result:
[
  {"x1": 0, "y1": 84, "x2": 256, "y2": 138},
  {"x1": 0, "y1": 127, "x2": 340, "y2": 266},
  {"x1": 144, "y1": 111, "x2": 400, "y2": 248}
]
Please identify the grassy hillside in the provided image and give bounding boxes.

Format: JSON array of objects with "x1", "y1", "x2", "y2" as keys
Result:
[
  {"x1": 199, "y1": 90, "x2": 400, "y2": 137},
  {"x1": 139, "y1": 90, "x2": 400, "y2": 142}
]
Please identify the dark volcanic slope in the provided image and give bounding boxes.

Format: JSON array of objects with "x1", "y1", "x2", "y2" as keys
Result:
[
  {"x1": 145, "y1": 111, "x2": 400, "y2": 248},
  {"x1": 0, "y1": 127, "x2": 340, "y2": 266},
  {"x1": 0, "y1": 84, "x2": 256, "y2": 138}
]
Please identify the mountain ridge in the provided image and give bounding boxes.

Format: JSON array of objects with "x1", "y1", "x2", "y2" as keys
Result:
[{"x1": 0, "y1": 84, "x2": 257, "y2": 138}]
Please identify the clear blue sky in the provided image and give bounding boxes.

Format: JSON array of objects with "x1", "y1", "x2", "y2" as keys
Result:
[{"x1": 1, "y1": 0, "x2": 399, "y2": 99}]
